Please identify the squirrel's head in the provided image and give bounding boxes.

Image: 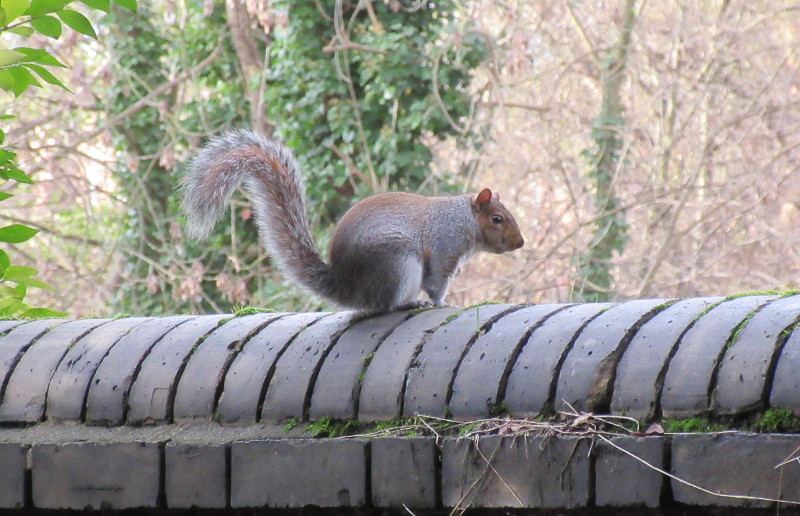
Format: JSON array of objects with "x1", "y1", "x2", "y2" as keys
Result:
[{"x1": 472, "y1": 188, "x2": 525, "y2": 254}]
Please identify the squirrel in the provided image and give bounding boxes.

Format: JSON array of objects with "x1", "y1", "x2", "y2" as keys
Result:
[{"x1": 180, "y1": 129, "x2": 524, "y2": 313}]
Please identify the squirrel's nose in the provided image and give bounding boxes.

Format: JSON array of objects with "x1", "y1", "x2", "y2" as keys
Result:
[{"x1": 514, "y1": 236, "x2": 524, "y2": 249}]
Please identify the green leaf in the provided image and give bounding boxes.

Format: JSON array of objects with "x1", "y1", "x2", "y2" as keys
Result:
[
  {"x1": 2, "y1": 0, "x2": 31, "y2": 23},
  {"x1": 3, "y1": 167, "x2": 33, "y2": 184},
  {"x1": 14, "y1": 47, "x2": 67, "y2": 67},
  {"x1": 0, "y1": 249, "x2": 8, "y2": 276},
  {"x1": 0, "y1": 224, "x2": 38, "y2": 243},
  {"x1": 14, "y1": 275, "x2": 53, "y2": 290},
  {"x1": 5, "y1": 25, "x2": 34, "y2": 36},
  {"x1": 0, "y1": 192, "x2": 12, "y2": 201},
  {"x1": 0, "y1": 296, "x2": 24, "y2": 315},
  {"x1": 56, "y1": 9, "x2": 96, "y2": 39},
  {"x1": 19, "y1": 307, "x2": 66, "y2": 318},
  {"x1": 11, "y1": 66, "x2": 40, "y2": 95},
  {"x1": 25, "y1": 63, "x2": 69, "y2": 91},
  {"x1": 0, "y1": 71, "x2": 16, "y2": 93},
  {"x1": 79, "y1": 0, "x2": 109, "y2": 12},
  {"x1": 111, "y1": 0, "x2": 135, "y2": 11},
  {"x1": 0, "y1": 49, "x2": 25, "y2": 67},
  {"x1": 25, "y1": 0, "x2": 69, "y2": 16},
  {"x1": 0, "y1": 285, "x2": 23, "y2": 298},
  {"x1": 13, "y1": 47, "x2": 45, "y2": 61},
  {"x1": 30, "y1": 14, "x2": 61, "y2": 38},
  {"x1": 3, "y1": 265, "x2": 37, "y2": 279},
  {"x1": 2, "y1": 268, "x2": 52, "y2": 292}
]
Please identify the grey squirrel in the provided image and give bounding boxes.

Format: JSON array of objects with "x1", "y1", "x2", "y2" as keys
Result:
[{"x1": 180, "y1": 129, "x2": 524, "y2": 313}]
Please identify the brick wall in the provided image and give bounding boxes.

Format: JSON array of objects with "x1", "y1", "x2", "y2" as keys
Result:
[{"x1": 0, "y1": 295, "x2": 799, "y2": 511}]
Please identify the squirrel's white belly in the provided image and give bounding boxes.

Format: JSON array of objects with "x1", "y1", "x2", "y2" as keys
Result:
[{"x1": 394, "y1": 254, "x2": 423, "y2": 306}]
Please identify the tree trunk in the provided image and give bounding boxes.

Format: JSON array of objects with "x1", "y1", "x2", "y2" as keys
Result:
[
  {"x1": 575, "y1": 0, "x2": 638, "y2": 302},
  {"x1": 225, "y1": 0, "x2": 271, "y2": 135}
]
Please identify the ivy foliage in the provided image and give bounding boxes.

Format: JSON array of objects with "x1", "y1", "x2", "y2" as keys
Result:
[
  {"x1": 267, "y1": 0, "x2": 487, "y2": 221},
  {"x1": 0, "y1": 0, "x2": 136, "y2": 318},
  {"x1": 104, "y1": 1, "x2": 257, "y2": 315},
  {"x1": 574, "y1": 3, "x2": 638, "y2": 303},
  {"x1": 576, "y1": 112, "x2": 630, "y2": 302}
]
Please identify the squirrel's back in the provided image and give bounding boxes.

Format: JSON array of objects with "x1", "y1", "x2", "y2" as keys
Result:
[{"x1": 327, "y1": 192, "x2": 479, "y2": 310}]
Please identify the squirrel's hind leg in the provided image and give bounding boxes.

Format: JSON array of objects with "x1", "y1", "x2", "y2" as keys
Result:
[
  {"x1": 389, "y1": 254, "x2": 423, "y2": 309},
  {"x1": 341, "y1": 253, "x2": 423, "y2": 313}
]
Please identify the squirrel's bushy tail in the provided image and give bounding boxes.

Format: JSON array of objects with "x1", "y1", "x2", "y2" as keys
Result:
[{"x1": 180, "y1": 129, "x2": 335, "y2": 300}]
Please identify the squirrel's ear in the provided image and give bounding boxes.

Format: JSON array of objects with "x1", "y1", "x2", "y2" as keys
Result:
[{"x1": 476, "y1": 188, "x2": 492, "y2": 206}]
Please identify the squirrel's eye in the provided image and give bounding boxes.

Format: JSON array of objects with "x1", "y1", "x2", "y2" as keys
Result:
[{"x1": 492, "y1": 215, "x2": 504, "y2": 224}]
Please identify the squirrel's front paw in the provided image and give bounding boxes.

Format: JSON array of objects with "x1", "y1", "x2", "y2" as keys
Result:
[{"x1": 396, "y1": 300, "x2": 435, "y2": 311}]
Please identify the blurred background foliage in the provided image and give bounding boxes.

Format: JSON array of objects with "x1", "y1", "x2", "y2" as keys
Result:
[
  {"x1": 104, "y1": 2, "x2": 253, "y2": 315},
  {"x1": 5, "y1": 0, "x2": 800, "y2": 316}
]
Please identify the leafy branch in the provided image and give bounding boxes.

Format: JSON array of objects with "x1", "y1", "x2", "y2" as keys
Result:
[{"x1": 0, "y1": 0, "x2": 136, "y2": 318}]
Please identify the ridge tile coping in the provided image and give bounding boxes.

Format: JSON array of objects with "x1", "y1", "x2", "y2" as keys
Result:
[
  {"x1": 0, "y1": 319, "x2": 64, "y2": 398},
  {"x1": 611, "y1": 297, "x2": 723, "y2": 420},
  {"x1": 661, "y1": 295, "x2": 777, "y2": 419},
  {"x1": 309, "y1": 311, "x2": 410, "y2": 421},
  {"x1": 771, "y1": 324, "x2": 800, "y2": 409},
  {"x1": 126, "y1": 315, "x2": 227, "y2": 425},
  {"x1": 448, "y1": 303, "x2": 567, "y2": 419},
  {"x1": 0, "y1": 319, "x2": 110, "y2": 423},
  {"x1": 86, "y1": 316, "x2": 198, "y2": 425},
  {"x1": 358, "y1": 306, "x2": 462, "y2": 422},
  {"x1": 46, "y1": 317, "x2": 152, "y2": 421},
  {"x1": 505, "y1": 303, "x2": 614, "y2": 417},
  {"x1": 555, "y1": 299, "x2": 671, "y2": 413},
  {"x1": 715, "y1": 295, "x2": 800, "y2": 415},
  {"x1": 0, "y1": 320, "x2": 24, "y2": 335},
  {"x1": 217, "y1": 312, "x2": 326, "y2": 423},
  {"x1": 404, "y1": 303, "x2": 519, "y2": 419},
  {"x1": 173, "y1": 312, "x2": 286, "y2": 420},
  {"x1": 260, "y1": 312, "x2": 357, "y2": 423}
]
